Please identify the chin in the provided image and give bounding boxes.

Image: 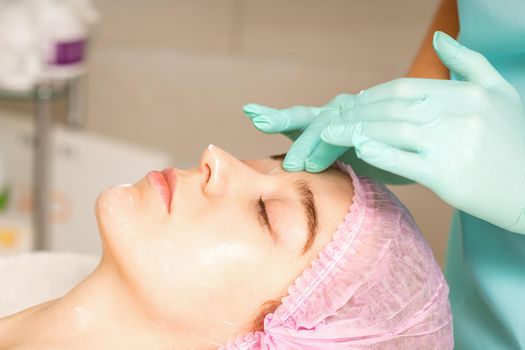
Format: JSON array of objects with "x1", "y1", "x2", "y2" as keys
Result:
[{"x1": 95, "y1": 184, "x2": 140, "y2": 247}]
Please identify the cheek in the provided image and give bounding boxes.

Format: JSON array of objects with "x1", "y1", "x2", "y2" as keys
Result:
[
  {"x1": 170, "y1": 205, "x2": 266, "y2": 285},
  {"x1": 105, "y1": 200, "x2": 270, "y2": 325},
  {"x1": 95, "y1": 182, "x2": 168, "y2": 281},
  {"x1": 174, "y1": 201, "x2": 311, "y2": 294},
  {"x1": 177, "y1": 208, "x2": 304, "y2": 312},
  {"x1": 141, "y1": 228, "x2": 272, "y2": 329},
  {"x1": 168, "y1": 227, "x2": 292, "y2": 328}
]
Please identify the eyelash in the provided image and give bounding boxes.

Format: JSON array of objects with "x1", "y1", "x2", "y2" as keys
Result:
[{"x1": 258, "y1": 197, "x2": 272, "y2": 231}]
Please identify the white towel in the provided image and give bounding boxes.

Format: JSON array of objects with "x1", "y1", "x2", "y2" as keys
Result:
[{"x1": 0, "y1": 252, "x2": 98, "y2": 318}]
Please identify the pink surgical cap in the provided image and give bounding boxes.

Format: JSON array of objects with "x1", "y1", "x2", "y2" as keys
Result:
[{"x1": 221, "y1": 162, "x2": 453, "y2": 349}]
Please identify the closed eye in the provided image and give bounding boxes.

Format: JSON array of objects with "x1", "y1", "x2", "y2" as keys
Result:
[{"x1": 257, "y1": 197, "x2": 272, "y2": 231}]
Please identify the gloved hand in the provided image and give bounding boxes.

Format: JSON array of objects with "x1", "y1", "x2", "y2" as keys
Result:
[
  {"x1": 244, "y1": 31, "x2": 525, "y2": 234},
  {"x1": 244, "y1": 94, "x2": 412, "y2": 184},
  {"x1": 320, "y1": 31, "x2": 525, "y2": 234},
  {"x1": 244, "y1": 93, "x2": 349, "y2": 169}
]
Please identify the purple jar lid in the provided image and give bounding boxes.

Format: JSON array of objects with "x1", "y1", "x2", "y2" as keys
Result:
[{"x1": 49, "y1": 39, "x2": 86, "y2": 65}]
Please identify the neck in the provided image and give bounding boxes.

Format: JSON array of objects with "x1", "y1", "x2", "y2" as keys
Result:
[{"x1": 0, "y1": 254, "x2": 213, "y2": 350}]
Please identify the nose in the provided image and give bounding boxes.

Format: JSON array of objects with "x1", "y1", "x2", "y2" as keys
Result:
[{"x1": 198, "y1": 144, "x2": 253, "y2": 197}]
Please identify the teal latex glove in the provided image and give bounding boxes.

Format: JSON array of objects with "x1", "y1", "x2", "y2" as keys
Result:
[
  {"x1": 320, "y1": 31, "x2": 525, "y2": 234},
  {"x1": 244, "y1": 94, "x2": 412, "y2": 184},
  {"x1": 244, "y1": 94, "x2": 349, "y2": 171}
]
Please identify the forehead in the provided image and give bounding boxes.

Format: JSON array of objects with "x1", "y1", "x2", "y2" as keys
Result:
[{"x1": 244, "y1": 157, "x2": 353, "y2": 197}]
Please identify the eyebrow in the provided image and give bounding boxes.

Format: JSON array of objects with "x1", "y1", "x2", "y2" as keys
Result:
[
  {"x1": 270, "y1": 153, "x2": 287, "y2": 161},
  {"x1": 294, "y1": 179, "x2": 319, "y2": 254},
  {"x1": 270, "y1": 153, "x2": 319, "y2": 254}
]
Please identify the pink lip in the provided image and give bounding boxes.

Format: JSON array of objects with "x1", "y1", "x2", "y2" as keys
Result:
[
  {"x1": 146, "y1": 168, "x2": 177, "y2": 213},
  {"x1": 162, "y1": 168, "x2": 177, "y2": 212}
]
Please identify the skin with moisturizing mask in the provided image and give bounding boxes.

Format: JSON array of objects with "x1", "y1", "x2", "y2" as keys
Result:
[
  {"x1": 72, "y1": 306, "x2": 94, "y2": 333},
  {"x1": 0, "y1": 145, "x2": 353, "y2": 349},
  {"x1": 96, "y1": 184, "x2": 138, "y2": 235}
]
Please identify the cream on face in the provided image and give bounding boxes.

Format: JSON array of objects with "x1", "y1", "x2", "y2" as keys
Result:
[{"x1": 94, "y1": 145, "x2": 353, "y2": 344}]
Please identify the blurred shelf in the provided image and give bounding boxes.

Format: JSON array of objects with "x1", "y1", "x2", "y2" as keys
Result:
[{"x1": 0, "y1": 83, "x2": 68, "y2": 101}]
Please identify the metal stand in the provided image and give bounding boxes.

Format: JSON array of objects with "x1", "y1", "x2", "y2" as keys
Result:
[
  {"x1": 66, "y1": 77, "x2": 86, "y2": 128},
  {"x1": 30, "y1": 77, "x2": 85, "y2": 250},
  {"x1": 32, "y1": 84, "x2": 53, "y2": 250}
]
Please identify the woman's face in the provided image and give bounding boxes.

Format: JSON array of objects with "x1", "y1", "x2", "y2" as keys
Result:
[{"x1": 95, "y1": 145, "x2": 353, "y2": 341}]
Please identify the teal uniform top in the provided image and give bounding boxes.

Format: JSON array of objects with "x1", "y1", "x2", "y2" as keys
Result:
[{"x1": 446, "y1": 0, "x2": 525, "y2": 349}]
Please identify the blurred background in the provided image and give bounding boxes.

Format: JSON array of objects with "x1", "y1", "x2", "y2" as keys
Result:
[{"x1": 0, "y1": 0, "x2": 452, "y2": 266}]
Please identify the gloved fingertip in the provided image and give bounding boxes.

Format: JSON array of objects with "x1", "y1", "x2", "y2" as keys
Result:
[
  {"x1": 283, "y1": 162, "x2": 304, "y2": 171},
  {"x1": 355, "y1": 147, "x2": 363, "y2": 159},
  {"x1": 431, "y1": 31, "x2": 441, "y2": 50},
  {"x1": 243, "y1": 103, "x2": 277, "y2": 118},
  {"x1": 283, "y1": 155, "x2": 305, "y2": 171},
  {"x1": 356, "y1": 141, "x2": 386, "y2": 160},
  {"x1": 433, "y1": 31, "x2": 461, "y2": 53},
  {"x1": 243, "y1": 103, "x2": 262, "y2": 117},
  {"x1": 305, "y1": 159, "x2": 326, "y2": 173},
  {"x1": 252, "y1": 116, "x2": 273, "y2": 132},
  {"x1": 352, "y1": 133, "x2": 371, "y2": 149}
]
